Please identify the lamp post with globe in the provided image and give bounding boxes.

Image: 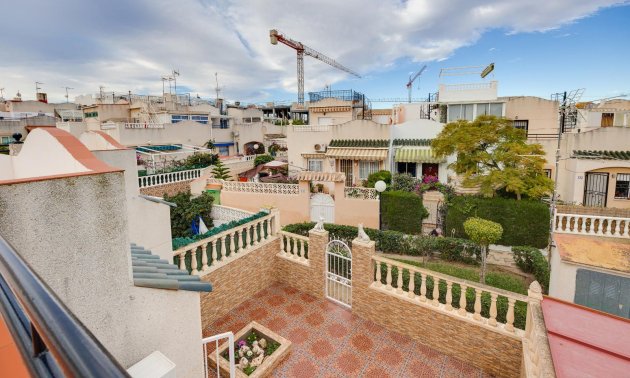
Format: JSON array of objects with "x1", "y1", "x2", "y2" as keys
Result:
[{"x1": 375, "y1": 180, "x2": 387, "y2": 230}]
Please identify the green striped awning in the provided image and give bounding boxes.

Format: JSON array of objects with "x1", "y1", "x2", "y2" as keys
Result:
[{"x1": 395, "y1": 147, "x2": 445, "y2": 163}]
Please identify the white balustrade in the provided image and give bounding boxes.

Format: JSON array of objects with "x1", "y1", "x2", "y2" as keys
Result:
[
  {"x1": 138, "y1": 168, "x2": 203, "y2": 188},
  {"x1": 371, "y1": 255, "x2": 527, "y2": 335},
  {"x1": 278, "y1": 231, "x2": 309, "y2": 265},
  {"x1": 554, "y1": 211, "x2": 630, "y2": 238},
  {"x1": 172, "y1": 213, "x2": 277, "y2": 276},
  {"x1": 125, "y1": 122, "x2": 164, "y2": 129},
  {"x1": 343, "y1": 187, "x2": 379, "y2": 200},
  {"x1": 221, "y1": 181, "x2": 299, "y2": 195},
  {"x1": 210, "y1": 205, "x2": 254, "y2": 224},
  {"x1": 292, "y1": 125, "x2": 330, "y2": 132}
]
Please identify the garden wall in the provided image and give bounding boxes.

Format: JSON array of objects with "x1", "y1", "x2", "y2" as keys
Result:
[
  {"x1": 139, "y1": 180, "x2": 194, "y2": 197},
  {"x1": 275, "y1": 230, "x2": 328, "y2": 299},
  {"x1": 351, "y1": 240, "x2": 523, "y2": 378},
  {"x1": 199, "y1": 237, "x2": 280, "y2": 334}
]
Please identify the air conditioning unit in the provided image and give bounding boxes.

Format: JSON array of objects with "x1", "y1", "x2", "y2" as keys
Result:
[{"x1": 314, "y1": 144, "x2": 327, "y2": 152}]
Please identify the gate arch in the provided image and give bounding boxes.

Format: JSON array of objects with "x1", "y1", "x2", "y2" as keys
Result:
[{"x1": 325, "y1": 239, "x2": 352, "y2": 308}]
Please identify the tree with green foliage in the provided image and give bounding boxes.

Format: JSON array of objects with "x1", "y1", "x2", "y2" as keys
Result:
[
  {"x1": 254, "y1": 154, "x2": 274, "y2": 166},
  {"x1": 180, "y1": 153, "x2": 218, "y2": 169},
  {"x1": 464, "y1": 217, "x2": 503, "y2": 284},
  {"x1": 432, "y1": 115, "x2": 553, "y2": 200},
  {"x1": 205, "y1": 139, "x2": 215, "y2": 150},
  {"x1": 163, "y1": 191, "x2": 214, "y2": 238},
  {"x1": 364, "y1": 170, "x2": 392, "y2": 188},
  {"x1": 211, "y1": 158, "x2": 231, "y2": 180}
]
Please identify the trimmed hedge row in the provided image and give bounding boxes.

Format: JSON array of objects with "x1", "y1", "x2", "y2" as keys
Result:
[
  {"x1": 513, "y1": 246, "x2": 550, "y2": 294},
  {"x1": 445, "y1": 196, "x2": 550, "y2": 248},
  {"x1": 381, "y1": 190, "x2": 428, "y2": 234},
  {"x1": 282, "y1": 222, "x2": 481, "y2": 265},
  {"x1": 172, "y1": 211, "x2": 268, "y2": 250}
]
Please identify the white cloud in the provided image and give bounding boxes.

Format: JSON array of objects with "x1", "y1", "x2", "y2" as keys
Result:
[{"x1": 0, "y1": 0, "x2": 623, "y2": 103}]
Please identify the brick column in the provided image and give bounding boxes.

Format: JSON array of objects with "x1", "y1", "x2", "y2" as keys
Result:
[
  {"x1": 307, "y1": 229, "x2": 328, "y2": 299},
  {"x1": 351, "y1": 237, "x2": 376, "y2": 314}
]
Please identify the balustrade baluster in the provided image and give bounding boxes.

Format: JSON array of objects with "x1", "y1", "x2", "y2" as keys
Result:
[
  {"x1": 419, "y1": 273, "x2": 427, "y2": 302},
  {"x1": 201, "y1": 244, "x2": 208, "y2": 270},
  {"x1": 473, "y1": 289, "x2": 482, "y2": 321},
  {"x1": 458, "y1": 284, "x2": 468, "y2": 316},
  {"x1": 178, "y1": 252, "x2": 186, "y2": 271},
  {"x1": 613, "y1": 218, "x2": 621, "y2": 237},
  {"x1": 432, "y1": 276, "x2": 439, "y2": 306},
  {"x1": 396, "y1": 265, "x2": 404, "y2": 294},
  {"x1": 489, "y1": 293, "x2": 498, "y2": 326},
  {"x1": 604, "y1": 218, "x2": 612, "y2": 236},
  {"x1": 588, "y1": 216, "x2": 596, "y2": 235},
  {"x1": 242, "y1": 227, "x2": 248, "y2": 249},
  {"x1": 230, "y1": 233, "x2": 236, "y2": 255},
  {"x1": 385, "y1": 263, "x2": 392, "y2": 290},
  {"x1": 263, "y1": 220, "x2": 269, "y2": 240},
  {"x1": 191, "y1": 248, "x2": 198, "y2": 275},
  {"x1": 296, "y1": 239, "x2": 302, "y2": 259},
  {"x1": 220, "y1": 236, "x2": 227, "y2": 260},
  {"x1": 375, "y1": 262, "x2": 382, "y2": 287},
  {"x1": 623, "y1": 220, "x2": 629, "y2": 238},
  {"x1": 407, "y1": 270, "x2": 415, "y2": 299},
  {"x1": 596, "y1": 217, "x2": 604, "y2": 235},
  {"x1": 505, "y1": 298, "x2": 516, "y2": 332},
  {"x1": 280, "y1": 234, "x2": 286, "y2": 255},
  {"x1": 251, "y1": 224, "x2": 258, "y2": 246},
  {"x1": 445, "y1": 281, "x2": 453, "y2": 311},
  {"x1": 212, "y1": 240, "x2": 219, "y2": 264}
]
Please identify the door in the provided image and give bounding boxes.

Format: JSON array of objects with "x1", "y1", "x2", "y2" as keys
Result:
[
  {"x1": 422, "y1": 163, "x2": 439, "y2": 179},
  {"x1": 326, "y1": 240, "x2": 352, "y2": 308},
  {"x1": 575, "y1": 269, "x2": 630, "y2": 319},
  {"x1": 583, "y1": 172, "x2": 609, "y2": 207},
  {"x1": 310, "y1": 193, "x2": 335, "y2": 223},
  {"x1": 339, "y1": 159, "x2": 353, "y2": 186}
]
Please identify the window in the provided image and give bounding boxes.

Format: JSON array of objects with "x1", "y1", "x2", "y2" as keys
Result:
[
  {"x1": 544, "y1": 169, "x2": 552, "y2": 178},
  {"x1": 489, "y1": 103, "x2": 503, "y2": 117},
  {"x1": 172, "y1": 115, "x2": 190, "y2": 123},
  {"x1": 601, "y1": 113, "x2": 614, "y2": 127},
  {"x1": 397, "y1": 162, "x2": 417, "y2": 177},
  {"x1": 218, "y1": 146, "x2": 230, "y2": 156},
  {"x1": 85, "y1": 111, "x2": 98, "y2": 118},
  {"x1": 191, "y1": 115, "x2": 209, "y2": 124},
  {"x1": 359, "y1": 161, "x2": 379, "y2": 180},
  {"x1": 308, "y1": 159, "x2": 323, "y2": 172},
  {"x1": 1, "y1": 136, "x2": 11, "y2": 145},
  {"x1": 447, "y1": 104, "x2": 474, "y2": 122},
  {"x1": 614, "y1": 174, "x2": 630, "y2": 199},
  {"x1": 477, "y1": 103, "x2": 489, "y2": 115},
  {"x1": 513, "y1": 120, "x2": 529, "y2": 132}
]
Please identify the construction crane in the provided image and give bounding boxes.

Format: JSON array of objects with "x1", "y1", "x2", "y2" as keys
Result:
[
  {"x1": 406, "y1": 65, "x2": 427, "y2": 103},
  {"x1": 269, "y1": 29, "x2": 361, "y2": 105}
]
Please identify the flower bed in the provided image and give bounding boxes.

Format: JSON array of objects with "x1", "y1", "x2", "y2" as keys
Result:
[{"x1": 209, "y1": 321, "x2": 291, "y2": 378}]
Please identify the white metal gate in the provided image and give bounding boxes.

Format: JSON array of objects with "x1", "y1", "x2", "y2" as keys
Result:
[
  {"x1": 310, "y1": 193, "x2": 335, "y2": 223},
  {"x1": 325, "y1": 240, "x2": 352, "y2": 308}
]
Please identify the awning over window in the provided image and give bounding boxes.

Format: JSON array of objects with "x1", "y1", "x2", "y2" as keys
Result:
[
  {"x1": 325, "y1": 148, "x2": 388, "y2": 161},
  {"x1": 395, "y1": 147, "x2": 445, "y2": 163}
]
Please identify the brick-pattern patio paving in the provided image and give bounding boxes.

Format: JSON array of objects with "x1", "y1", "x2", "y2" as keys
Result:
[{"x1": 206, "y1": 283, "x2": 491, "y2": 377}]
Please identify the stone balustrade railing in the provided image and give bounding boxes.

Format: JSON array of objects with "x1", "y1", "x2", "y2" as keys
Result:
[
  {"x1": 521, "y1": 283, "x2": 555, "y2": 377},
  {"x1": 554, "y1": 211, "x2": 630, "y2": 238},
  {"x1": 221, "y1": 181, "x2": 300, "y2": 195},
  {"x1": 125, "y1": 122, "x2": 164, "y2": 129},
  {"x1": 210, "y1": 205, "x2": 254, "y2": 224},
  {"x1": 172, "y1": 212, "x2": 277, "y2": 276},
  {"x1": 278, "y1": 231, "x2": 309, "y2": 265},
  {"x1": 344, "y1": 187, "x2": 379, "y2": 200},
  {"x1": 371, "y1": 255, "x2": 529, "y2": 335},
  {"x1": 293, "y1": 125, "x2": 330, "y2": 132},
  {"x1": 138, "y1": 168, "x2": 203, "y2": 188}
]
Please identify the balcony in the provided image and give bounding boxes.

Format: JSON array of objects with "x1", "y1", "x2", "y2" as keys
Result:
[{"x1": 438, "y1": 81, "x2": 498, "y2": 103}]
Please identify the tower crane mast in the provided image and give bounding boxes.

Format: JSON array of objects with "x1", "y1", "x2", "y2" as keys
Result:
[{"x1": 270, "y1": 29, "x2": 360, "y2": 105}]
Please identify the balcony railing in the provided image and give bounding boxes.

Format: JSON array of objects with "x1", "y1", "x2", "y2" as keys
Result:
[
  {"x1": 278, "y1": 231, "x2": 310, "y2": 266},
  {"x1": 125, "y1": 123, "x2": 164, "y2": 129},
  {"x1": 554, "y1": 211, "x2": 630, "y2": 238},
  {"x1": 138, "y1": 168, "x2": 203, "y2": 188},
  {"x1": 293, "y1": 125, "x2": 330, "y2": 132},
  {"x1": 203, "y1": 331, "x2": 235, "y2": 378},
  {"x1": 0, "y1": 236, "x2": 128, "y2": 377}
]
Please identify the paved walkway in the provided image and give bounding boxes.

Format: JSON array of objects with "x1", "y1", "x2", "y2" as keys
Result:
[{"x1": 207, "y1": 283, "x2": 491, "y2": 377}]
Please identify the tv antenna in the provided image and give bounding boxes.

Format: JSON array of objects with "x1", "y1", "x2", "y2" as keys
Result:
[
  {"x1": 214, "y1": 72, "x2": 223, "y2": 102},
  {"x1": 62, "y1": 86, "x2": 74, "y2": 103},
  {"x1": 172, "y1": 69, "x2": 180, "y2": 94},
  {"x1": 35, "y1": 81, "x2": 44, "y2": 94}
]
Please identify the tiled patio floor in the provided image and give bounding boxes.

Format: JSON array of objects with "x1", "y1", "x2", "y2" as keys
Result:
[{"x1": 207, "y1": 283, "x2": 491, "y2": 377}]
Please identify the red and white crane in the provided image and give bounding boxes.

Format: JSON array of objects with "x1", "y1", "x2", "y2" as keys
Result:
[{"x1": 269, "y1": 29, "x2": 361, "y2": 105}]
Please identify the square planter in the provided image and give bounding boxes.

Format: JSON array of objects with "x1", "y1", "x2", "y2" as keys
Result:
[{"x1": 208, "y1": 321, "x2": 292, "y2": 378}]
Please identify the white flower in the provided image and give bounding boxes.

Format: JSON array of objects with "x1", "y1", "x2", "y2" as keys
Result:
[{"x1": 246, "y1": 350, "x2": 253, "y2": 357}]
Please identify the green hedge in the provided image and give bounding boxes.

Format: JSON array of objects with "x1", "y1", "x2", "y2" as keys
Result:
[
  {"x1": 172, "y1": 211, "x2": 268, "y2": 250},
  {"x1": 381, "y1": 191, "x2": 428, "y2": 234},
  {"x1": 282, "y1": 222, "x2": 480, "y2": 265},
  {"x1": 513, "y1": 246, "x2": 550, "y2": 294},
  {"x1": 445, "y1": 196, "x2": 550, "y2": 248}
]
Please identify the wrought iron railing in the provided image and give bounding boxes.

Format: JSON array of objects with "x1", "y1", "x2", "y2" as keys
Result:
[{"x1": 0, "y1": 236, "x2": 128, "y2": 378}]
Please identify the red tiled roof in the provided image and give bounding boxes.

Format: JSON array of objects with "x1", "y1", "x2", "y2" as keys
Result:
[
  {"x1": 0, "y1": 315, "x2": 30, "y2": 378},
  {"x1": 542, "y1": 296, "x2": 630, "y2": 378}
]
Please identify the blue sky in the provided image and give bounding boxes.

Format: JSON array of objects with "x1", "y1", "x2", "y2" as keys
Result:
[{"x1": 0, "y1": 0, "x2": 628, "y2": 105}]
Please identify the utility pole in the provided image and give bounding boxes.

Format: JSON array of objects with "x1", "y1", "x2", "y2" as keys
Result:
[{"x1": 548, "y1": 91, "x2": 566, "y2": 259}]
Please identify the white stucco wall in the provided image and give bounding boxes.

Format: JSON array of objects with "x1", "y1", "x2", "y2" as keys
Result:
[{"x1": 0, "y1": 173, "x2": 203, "y2": 377}]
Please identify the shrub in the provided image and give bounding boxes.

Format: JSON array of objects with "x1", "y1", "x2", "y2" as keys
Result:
[
  {"x1": 292, "y1": 119, "x2": 305, "y2": 125},
  {"x1": 381, "y1": 191, "x2": 428, "y2": 234},
  {"x1": 254, "y1": 154, "x2": 274, "y2": 166},
  {"x1": 180, "y1": 153, "x2": 218, "y2": 169},
  {"x1": 445, "y1": 196, "x2": 550, "y2": 248},
  {"x1": 513, "y1": 246, "x2": 550, "y2": 294},
  {"x1": 364, "y1": 170, "x2": 392, "y2": 188},
  {"x1": 391, "y1": 173, "x2": 418, "y2": 192},
  {"x1": 164, "y1": 191, "x2": 214, "y2": 238},
  {"x1": 281, "y1": 223, "x2": 480, "y2": 264},
  {"x1": 464, "y1": 217, "x2": 503, "y2": 284}
]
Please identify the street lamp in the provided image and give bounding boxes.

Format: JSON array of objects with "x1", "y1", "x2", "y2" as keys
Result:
[{"x1": 375, "y1": 180, "x2": 387, "y2": 230}]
